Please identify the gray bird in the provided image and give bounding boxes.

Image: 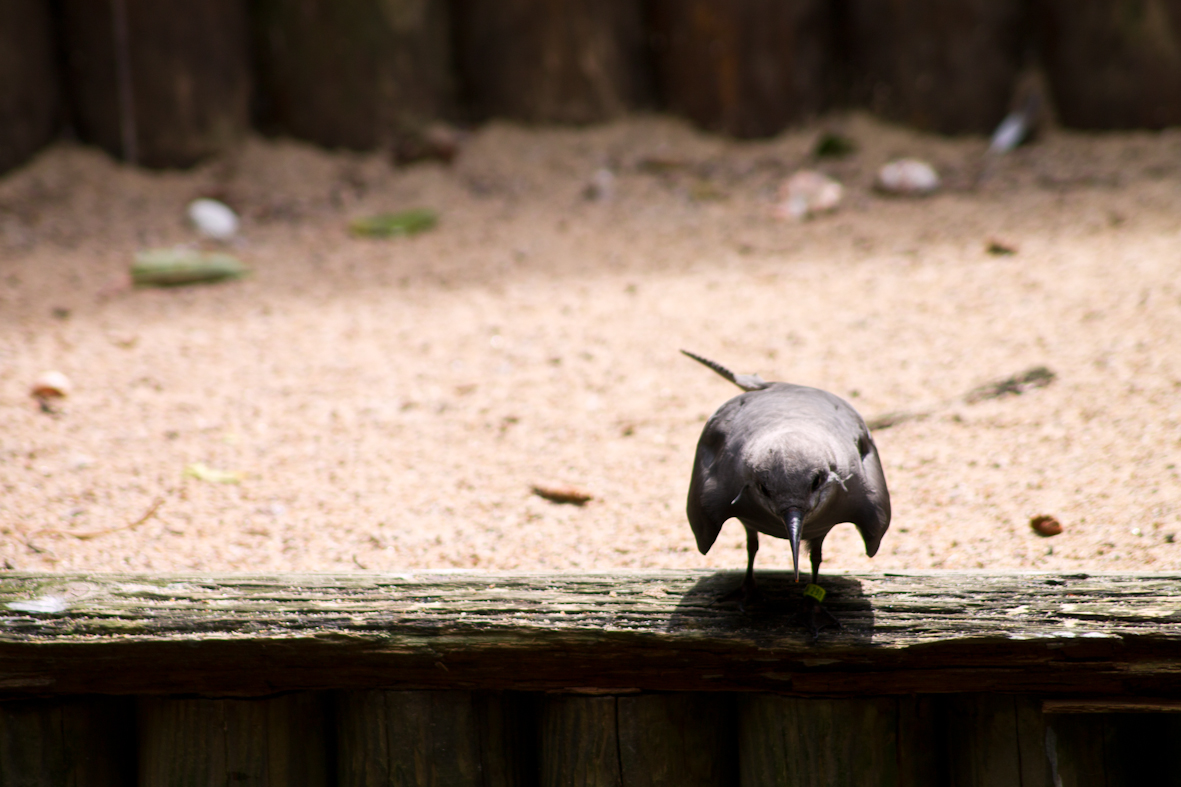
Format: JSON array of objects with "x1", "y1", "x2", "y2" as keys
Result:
[{"x1": 683, "y1": 350, "x2": 890, "y2": 635}]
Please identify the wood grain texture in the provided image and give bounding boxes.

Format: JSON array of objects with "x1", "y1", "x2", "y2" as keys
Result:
[
  {"x1": 616, "y1": 693, "x2": 738, "y2": 787},
  {"x1": 0, "y1": 0, "x2": 60, "y2": 176},
  {"x1": 452, "y1": 0, "x2": 650, "y2": 124},
  {"x1": 738, "y1": 695, "x2": 899, "y2": 787},
  {"x1": 138, "y1": 693, "x2": 330, "y2": 787},
  {"x1": 57, "y1": 0, "x2": 252, "y2": 167},
  {"x1": 648, "y1": 0, "x2": 834, "y2": 137},
  {"x1": 0, "y1": 696, "x2": 134, "y2": 786},
  {"x1": 337, "y1": 690, "x2": 486, "y2": 787},
  {"x1": 540, "y1": 695, "x2": 621, "y2": 787},
  {"x1": 1, "y1": 571, "x2": 1180, "y2": 696}
]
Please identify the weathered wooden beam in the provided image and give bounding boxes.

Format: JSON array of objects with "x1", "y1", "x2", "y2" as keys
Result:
[{"x1": 1, "y1": 572, "x2": 1180, "y2": 697}]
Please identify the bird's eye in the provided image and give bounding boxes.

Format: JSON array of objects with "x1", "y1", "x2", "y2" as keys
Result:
[
  {"x1": 757, "y1": 482, "x2": 769, "y2": 496},
  {"x1": 811, "y1": 473, "x2": 824, "y2": 492}
]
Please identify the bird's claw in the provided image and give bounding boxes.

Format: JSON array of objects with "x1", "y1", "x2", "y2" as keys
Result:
[
  {"x1": 719, "y1": 580, "x2": 764, "y2": 612},
  {"x1": 795, "y1": 596, "x2": 841, "y2": 642}
]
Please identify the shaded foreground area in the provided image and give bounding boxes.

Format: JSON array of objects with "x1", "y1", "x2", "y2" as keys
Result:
[{"x1": 1, "y1": 115, "x2": 1180, "y2": 575}]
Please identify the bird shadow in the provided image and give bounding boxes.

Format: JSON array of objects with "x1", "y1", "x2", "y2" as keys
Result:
[{"x1": 667, "y1": 571, "x2": 875, "y2": 646}]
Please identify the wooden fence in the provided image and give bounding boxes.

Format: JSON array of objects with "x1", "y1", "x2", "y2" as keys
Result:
[
  {"x1": 3, "y1": 0, "x2": 1181, "y2": 174},
  {"x1": 1, "y1": 570, "x2": 1180, "y2": 785}
]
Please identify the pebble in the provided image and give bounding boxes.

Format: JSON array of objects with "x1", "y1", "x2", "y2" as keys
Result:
[
  {"x1": 187, "y1": 198, "x2": 240, "y2": 240},
  {"x1": 583, "y1": 168, "x2": 616, "y2": 202},
  {"x1": 876, "y1": 159, "x2": 940, "y2": 196},
  {"x1": 31, "y1": 370, "x2": 71, "y2": 399},
  {"x1": 1030, "y1": 514, "x2": 1064, "y2": 537},
  {"x1": 773, "y1": 170, "x2": 843, "y2": 220}
]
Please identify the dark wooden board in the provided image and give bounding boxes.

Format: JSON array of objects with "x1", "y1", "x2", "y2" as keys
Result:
[
  {"x1": 0, "y1": 0, "x2": 61, "y2": 176},
  {"x1": 843, "y1": 0, "x2": 1028, "y2": 135},
  {"x1": 58, "y1": 0, "x2": 252, "y2": 168},
  {"x1": 647, "y1": 0, "x2": 834, "y2": 137},
  {"x1": 1038, "y1": 0, "x2": 1181, "y2": 130},
  {"x1": 1, "y1": 571, "x2": 1180, "y2": 697},
  {"x1": 452, "y1": 0, "x2": 650, "y2": 124},
  {"x1": 251, "y1": 0, "x2": 455, "y2": 151}
]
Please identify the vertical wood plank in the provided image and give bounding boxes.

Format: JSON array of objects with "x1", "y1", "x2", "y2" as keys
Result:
[
  {"x1": 58, "y1": 0, "x2": 252, "y2": 167},
  {"x1": 336, "y1": 690, "x2": 484, "y2": 787},
  {"x1": 0, "y1": 696, "x2": 135, "y2": 786},
  {"x1": 540, "y1": 695, "x2": 621, "y2": 787},
  {"x1": 896, "y1": 694, "x2": 946, "y2": 787},
  {"x1": 0, "y1": 0, "x2": 60, "y2": 176},
  {"x1": 251, "y1": 0, "x2": 455, "y2": 151},
  {"x1": 945, "y1": 694, "x2": 1050, "y2": 787},
  {"x1": 844, "y1": 0, "x2": 1027, "y2": 134},
  {"x1": 1039, "y1": 0, "x2": 1181, "y2": 130},
  {"x1": 474, "y1": 692, "x2": 538, "y2": 787},
  {"x1": 452, "y1": 0, "x2": 651, "y2": 125},
  {"x1": 1047, "y1": 712, "x2": 1181, "y2": 787},
  {"x1": 647, "y1": 0, "x2": 835, "y2": 138},
  {"x1": 738, "y1": 695, "x2": 898, "y2": 787},
  {"x1": 616, "y1": 693, "x2": 738, "y2": 787},
  {"x1": 138, "y1": 693, "x2": 330, "y2": 787}
]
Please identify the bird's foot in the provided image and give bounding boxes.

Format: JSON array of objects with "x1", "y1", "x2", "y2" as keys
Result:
[
  {"x1": 794, "y1": 584, "x2": 841, "y2": 642},
  {"x1": 719, "y1": 578, "x2": 764, "y2": 612}
]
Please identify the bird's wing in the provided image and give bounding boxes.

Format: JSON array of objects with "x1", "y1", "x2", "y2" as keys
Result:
[
  {"x1": 828, "y1": 426, "x2": 892, "y2": 557},
  {"x1": 686, "y1": 405, "x2": 746, "y2": 554}
]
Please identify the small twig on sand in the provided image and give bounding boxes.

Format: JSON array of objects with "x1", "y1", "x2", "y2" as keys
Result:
[
  {"x1": 868, "y1": 366, "x2": 1056, "y2": 431},
  {"x1": 32, "y1": 496, "x2": 166, "y2": 541}
]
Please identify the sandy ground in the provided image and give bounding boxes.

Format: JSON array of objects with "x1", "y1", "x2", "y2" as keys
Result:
[{"x1": 1, "y1": 113, "x2": 1180, "y2": 578}]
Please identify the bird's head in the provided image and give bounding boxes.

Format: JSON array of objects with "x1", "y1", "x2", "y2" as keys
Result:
[{"x1": 742, "y1": 443, "x2": 847, "y2": 581}]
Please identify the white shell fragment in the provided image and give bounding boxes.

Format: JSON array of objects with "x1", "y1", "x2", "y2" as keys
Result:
[
  {"x1": 31, "y1": 370, "x2": 71, "y2": 399},
  {"x1": 875, "y1": 159, "x2": 940, "y2": 196},
  {"x1": 773, "y1": 170, "x2": 843, "y2": 220},
  {"x1": 187, "y1": 198, "x2": 240, "y2": 240}
]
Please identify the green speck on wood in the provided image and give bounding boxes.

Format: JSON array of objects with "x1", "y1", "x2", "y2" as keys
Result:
[
  {"x1": 132, "y1": 249, "x2": 249, "y2": 287},
  {"x1": 349, "y1": 208, "x2": 438, "y2": 238}
]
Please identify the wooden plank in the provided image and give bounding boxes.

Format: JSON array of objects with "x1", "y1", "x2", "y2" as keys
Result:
[
  {"x1": 138, "y1": 693, "x2": 330, "y2": 787},
  {"x1": 540, "y1": 695, "x2": 621, "y2": 787},
  {"x1": 0, "y1": 696, "x2": 135, "y2": 786},
  {"x1": 452, "y1": 0, "x2": 650, "y2": 124},
  {"x1": 616, "y1": 693, "x2": 738, "y2": 787},
  {"x1": 251, "y1": 0, "x2": 455, "y2": 151},
  {"x1": 737, "y1": 695, "x2": 900, "y2": 787},
  {"x1": 944, "y1": 694, "x2": 1050, "y2": 787},
  {"x1": 336, "y1": 690, "x2": 485, "y2": 787},
  {"x1": 58, "y1": 0, "x2": 251, "y2": 168},
  {"x1": 1039, "y1": 0, "x2": 1181, "y2": 130},
  {"x1": 648, "y1": 0, "x2": 834, "y2": 137},
  {"x1": 0, "y1": 0, "x2": 60, "y2": 176},
  {"x1": 1, "y1": 572, "x2": 1180, "y2": 696},
  {"x1": 1047, "y1": 713, "x2": 1181, "y2": 787},
  {"x1": 844, "y1": 0, "x2": 1026, "y2": 134}
]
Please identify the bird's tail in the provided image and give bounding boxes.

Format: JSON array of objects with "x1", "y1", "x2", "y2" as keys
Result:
[{"x1": 681, "y1": 349, "x2": 768, "y2": 391}]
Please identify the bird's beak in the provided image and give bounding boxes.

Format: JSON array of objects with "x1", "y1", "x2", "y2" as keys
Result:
[{"x1": 784, "y1": 507, "x2": 804, "y2": 582}]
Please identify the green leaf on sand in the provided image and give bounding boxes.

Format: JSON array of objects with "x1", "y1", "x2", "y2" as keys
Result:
[
  {"x1": 132, "y1": 249, "x2": 249, "y2": 287},
  {"x1": 349, "y1": 208, "x2": 438, "y2": 238}
]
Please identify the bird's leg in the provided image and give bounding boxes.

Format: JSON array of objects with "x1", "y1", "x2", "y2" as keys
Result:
[
  {"x1": 721, "y1": 527, "x2": 763, "y2": 610},
  {"x1": 797, "y1": 538, "x2": 840, "y2": 641}
]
